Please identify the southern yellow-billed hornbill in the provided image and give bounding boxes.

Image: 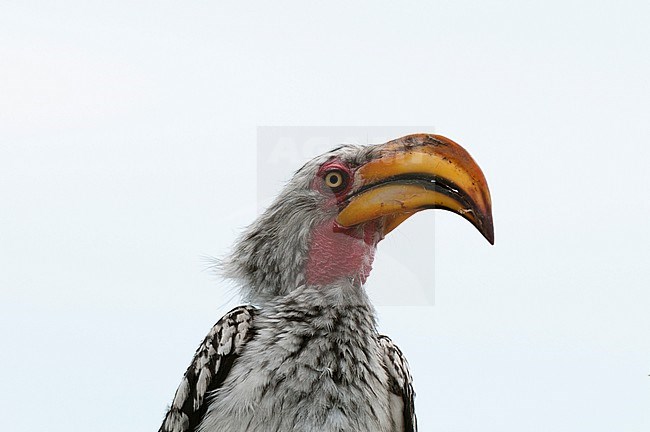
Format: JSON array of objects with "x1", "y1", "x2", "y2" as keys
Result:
[{"x1": 159, "y1": 134, "x2": 493, "y2": 432}]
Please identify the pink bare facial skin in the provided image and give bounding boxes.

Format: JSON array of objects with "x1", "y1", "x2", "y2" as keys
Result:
[{"x1": 305, "y1": 159, "x2": 383, "y2": 286}]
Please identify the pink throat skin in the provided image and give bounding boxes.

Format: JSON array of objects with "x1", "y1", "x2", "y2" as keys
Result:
[{"x1": 305, "y1": 219, "x2": 383, "y2": 286}]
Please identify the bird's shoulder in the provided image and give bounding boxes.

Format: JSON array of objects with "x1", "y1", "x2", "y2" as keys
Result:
[
  {"x1": 378, "y1": 334, "x2": 417, "y2": 432},
  {"x1": 159, "y1": 305, "x2": 257, "y2": 432}
]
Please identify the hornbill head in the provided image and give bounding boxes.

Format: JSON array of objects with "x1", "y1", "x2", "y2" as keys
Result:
[{"x1": 224, "y1": 134, "x2": 493, "y2": 302}]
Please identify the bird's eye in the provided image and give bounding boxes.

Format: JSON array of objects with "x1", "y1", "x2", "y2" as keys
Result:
[{"x1": 323, "y1": 170, "x2": 348, "y2": 192}]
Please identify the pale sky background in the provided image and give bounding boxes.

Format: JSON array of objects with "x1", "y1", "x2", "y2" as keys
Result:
[{"x1": 1, "y1": 1, "x2": 649, "y2": 431}]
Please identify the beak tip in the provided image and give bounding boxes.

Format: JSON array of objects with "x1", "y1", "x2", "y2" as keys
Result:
[{"x1": 479, "y1": 213, "x2": 495, "y2": 245}]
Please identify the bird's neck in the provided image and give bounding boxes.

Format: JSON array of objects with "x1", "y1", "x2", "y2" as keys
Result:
[
  {"x1": 264, "y1": 280, "x2": 378, "y2": 313},
  {"x1": 224, "y1": 208, "x2": 383, "y2": 302}
]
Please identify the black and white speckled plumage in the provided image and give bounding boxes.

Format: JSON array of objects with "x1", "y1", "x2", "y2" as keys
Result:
[
  {"x1": 159, "y1": 143, "x2": 418, "y2": 432},
  {"x1": 159, "y1": 306, "x2": 257, "y2": 432},
  {"x1": 159, "y1": 290, "x2": 416, "y2": 432}
]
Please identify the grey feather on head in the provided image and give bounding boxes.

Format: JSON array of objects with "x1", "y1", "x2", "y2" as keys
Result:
[{"x1": 219, "y1": 144, "x2": 379, "y2": 305}]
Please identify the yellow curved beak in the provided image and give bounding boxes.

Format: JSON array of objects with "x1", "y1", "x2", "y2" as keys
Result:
[{"x1": 336, "y1": 134, "x2": 494, "y2": 244}]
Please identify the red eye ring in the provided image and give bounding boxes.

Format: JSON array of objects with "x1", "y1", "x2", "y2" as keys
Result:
[{"x1": 315, "y1": 161, "x2": 353, "y2": 196}]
